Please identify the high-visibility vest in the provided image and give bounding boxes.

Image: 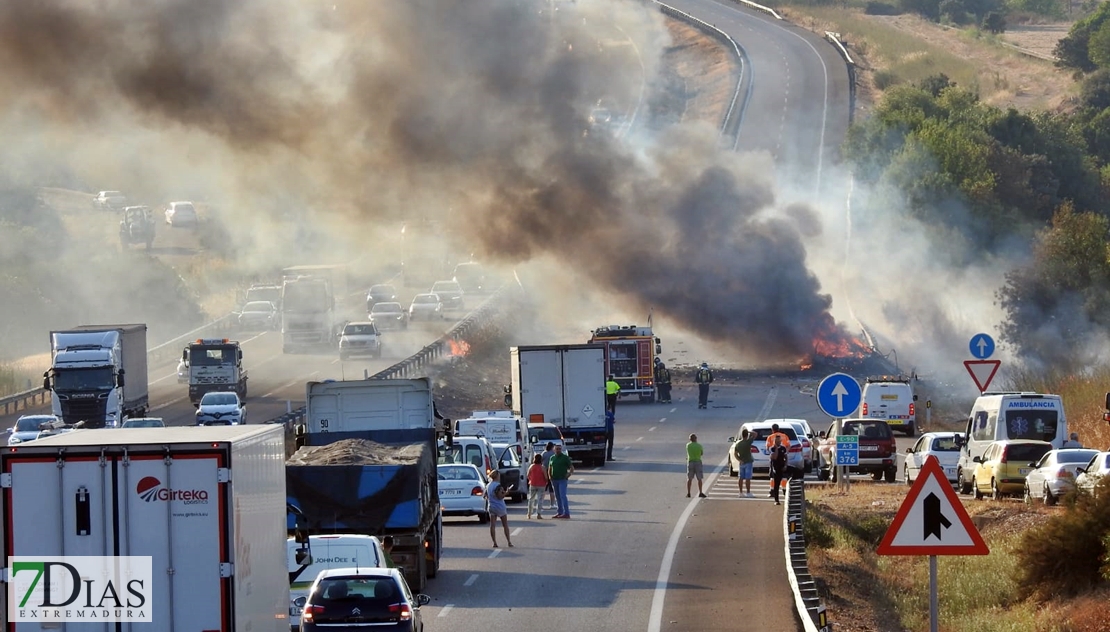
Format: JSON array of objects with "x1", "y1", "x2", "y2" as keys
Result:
[{"x1": 606, "y1": 380, "x2": 621, "y2": 395}]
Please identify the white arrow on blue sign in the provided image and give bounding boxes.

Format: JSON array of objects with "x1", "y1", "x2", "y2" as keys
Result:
[
  {"x1": 816, "y1": 373, "x2": 862, "y2": 418},
  {"x1": 969, "y1": 333, "x2": 995, "y2": 360}
]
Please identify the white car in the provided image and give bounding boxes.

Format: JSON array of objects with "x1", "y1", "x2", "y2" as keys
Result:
[
  {"x1": 195, "y1": 391, "x2": 246, "y2": 425},
  {"x1": 903, "y1": 432, "x2": 962, "y2": 485},
  {"x1": 164, "y1": 201, "x2": 198, "y2": 226},
  {"x1": 238, "y1": 300, "x2": 279, "y2": 331},
  {"x1": 369, "y1": 302, "x2": 408, "y2": 331},
  {"x1": 93, "y1": 190, "x2": 126, "y2": 211},
  {"x1": 408, "y1": 293, "x2": 444, "y2": 321},
  {"x1": 7, "y1": 415, "x2": 60, "y2": 445},
  {"x1": 727, "y1": 422, "x2": 804, "y2": 477},
  {"x1": 121, "y1": 418, "x2": 166, "y2": 429},
  {"x1": 1024, "y1": 448, "x2": 1100, "y2": 505},
  {"x1": 783, "y1": 419, "x2": 817, "y2": 473},
  {"x1": 1075, "y1": 451, "x2": 1110, "y2": 497},
  {"x1": 430, "y1": 280, "x2": 464, "y2": 310},
  {"x1": 525, "y1": 423, "x2": 566, "y2": 456},
  {"x1": 437, "y1": 463, "x2": 490, "y2": 523},
  {"x1": 338, "y1": 321, "x2": 382, "y2": 360}
]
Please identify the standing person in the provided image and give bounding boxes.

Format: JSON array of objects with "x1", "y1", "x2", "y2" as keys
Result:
[
  {"x1": 540, "y1": 441, "x2": 557, "y2": 509},
  {"x1": 605, "y1": 410, "x2": 616, "y2": 461},
  {"x1": 526, "y1": 454, "x2": 548, "y2": 519},
  {"x1": 765, "y1": 423, "x2": 793, "y2": 496},
  {"x1": 485, "y1": 470, "x2": 514, "y2": 547},
  {"x1": 381, "y1": 536, "x2": 397, "y2": 568},
  {"x1": 695, "y1": 363, "x2": 713, "y2": 409},
  {"x1": 686, "y1": 433, "x2": 707, "y2": 498},
  {"x1": 656, "y1": 362, "x2": 672, "y2": 404},
  {"x1": 547, "y1": 444, "x2": 575, "y2": 518},
  {"x1": 769, "y1": 436, "x2": 789, "y2": 506},
  {"x1": 1063, "y1": 432, "x2": 1083, "y2": 448},
  {"x1": 605, "y1": 375, "x2": 621, "y2": 413},
  {"x1": 733, "y1": 429, "x2": 756, "y2": 497}
]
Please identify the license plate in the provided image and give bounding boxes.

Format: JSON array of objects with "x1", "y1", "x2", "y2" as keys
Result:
[
  {"x1": 944, "y1": 467, "x2": 956, "y2": 476},
  {"x1": 1019, "y1": 468, "x2": 1031, "y2": 475},
  {"x1": 860, "y1": 445, "x2": 879, "y2": 452},
  {"x1": 440, "y1": 489, "x2": 462, "y2": 496}
]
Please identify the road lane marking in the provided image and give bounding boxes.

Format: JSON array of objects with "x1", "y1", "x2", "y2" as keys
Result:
[
  {"x1": 636, "y1": 437, "x2": 644, "y2": 442},
  {"x1": 623, "y1": 446, "x2": 631, "y2": 450},
  {"x1": 488, "y1": 549, "x2": 501, "y2": 559},
  {"x1": 511, "y1": 527, "x2": 523, "y2": 536},
  {"x1": 150, "y1": 396, "x2": 187, "y2": 412},
  {"x1": 649, "y1": 427, "x2": 656, "y2": 432},
  {"x1": 660, "y1": 417, "x2": 666, "y2": 422},
  {"x1": 262, "y1": 372, "x2": 319, "y2": 399},
  {"x1": 463, "y1": 574, "x2": 478, "y2": 587},
  {"x1": 151, "y1": 372, "x2": 180, "y2": 385},
  {"x1": 438, "y1": 605, "x2": 454, "y2": 618},
  {"x1": 669, "y1": 408, "x2": 676, "y2": 413}
]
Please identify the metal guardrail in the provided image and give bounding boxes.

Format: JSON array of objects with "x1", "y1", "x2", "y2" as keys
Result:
[
  {"x1": 825, "y1": 32, "x2": 858, "y2": 125},
  {"x1": 265, "y1": 283, "x2": 518, "y2": 429},
  {"x1": 0, "y1": 314, "x2": 238, "y2": 417},
  {"x1": 784, "y1": 480, "x2": 830, "y2": 632}
]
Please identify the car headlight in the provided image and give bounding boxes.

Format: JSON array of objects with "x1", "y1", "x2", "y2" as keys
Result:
[{"x1": 8, "y1": 437, "x2": 21, "y2": 445}]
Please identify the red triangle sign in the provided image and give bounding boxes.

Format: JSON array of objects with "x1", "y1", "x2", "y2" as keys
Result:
[
  {"x1": 877, "y1": 456, "x2": 989, "y2": 556},
  {"x1": 964, "y1": 360, "x2": 1001, "y2": 393}
]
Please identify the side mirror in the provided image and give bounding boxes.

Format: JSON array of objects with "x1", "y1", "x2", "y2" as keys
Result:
[
  {"x1": 913, "y1": 394, "x2": 919, "y2": 401},
  {"x1": 294, "y1": 548, "x2": 312, "y2": 566},
  {"x1": 43, "y1": 376, "x2": 50, "y2": 391},
  {"x1": 117, "y1": 370, "x2": 125, "y2": 388},
  {"x1": 294, "y1": 424, "x2": 307, "y2": 437},
  {"x1": 417, "y1": 594, "x2": 431, "y2": 607},
  {"x1": 972, "y1": 456, "x2": 982, "y2": 463},
  {"x1": 1104, "y1": 391, "x2": 1110, "y2": 411},
  {"x1": 500, "y1": 460, "x2": 510, "y2": 469},
  {"x1": 727, "y1": 436, "x2": 735, "y2": 443},
  {"x1": 905, "y1": 447, "x2": 913, "y2": 454},
  {"x1": 1028, "y1": 462, "x2": 1037, "y2": 468},
  {"x1": 182, "y1": 348, "x2": 188, "y2": 362},
  {"x1": 5, "y1": 427, "x2": 12, "y2": 434}
]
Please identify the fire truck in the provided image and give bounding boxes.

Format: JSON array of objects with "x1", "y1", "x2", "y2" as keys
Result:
[{"x1": 588, "y1": 325, "x2": 662, "y2": 402}]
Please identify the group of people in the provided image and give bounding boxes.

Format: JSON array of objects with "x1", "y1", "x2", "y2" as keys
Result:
[
  {"x1": 483, "y1": 441, "x2": 576, "y2": 548},
  {"x1": 603, "y1": 360, "x2": 716, "y2": 412},
  {"x1": 686, "y1": 423, "x2": 795, "y2": 505}
]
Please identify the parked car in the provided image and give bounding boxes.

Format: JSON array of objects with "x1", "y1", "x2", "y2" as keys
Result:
[
  {"x1": 338, "y1": 321, "x2": 382, "y2": 360},
  {"x1": 430, "y1": 280, "x2": 464, "y2": 310},
  {"x1": 7, "y1": 415, "x2": 60, "y2": 445},
  {"x1": 491, "y1": 441, "x2": 527, "y2": 502},
  {"x1": 525, "y1": 423, "x2": 565, "y2": 456},
  {"x1": 369, "y1": 302, "x2": 409, "y2": 331},
  {"x1": 237, "y1": 300, "x2": 279, "y2": 331},
  {"x1": 164, "y1": 200, "x2": 198, "y2": 226},
  {"x1": 299, "y1": 567, "x2": 430, "y2": 632},
  {"x1": 437, "y1": 463, "x2": 490, "y2": 523},
  {"x1": 1024, "y1": 448, "x2": 1100, "y2": 505},
  {"x1": 408, "y1": 293, "x2": 444, "y2": 321},
  {"x1": 195, "y1": 391, "x2": 246, "y2": 425},
  {"x1": 903, "y1": 432, "x2": 963, "y2": 485},
  {"x1": 366, "y1": 284, "x2": 397, "y2": 311},
  {"x1": 121, "y1": 417, "x2": 166, "y2": 429},
  {"x1": 859, "y1": 377, "x2": 917, "y2": 436},
  {"x1": 971, "y1": 440, "x2": 1053, "y2": 500},
  {"x1": 818, "y1": 419, "x2": 898, "y2": 483},
  {"x1": 93, "y1": 190, "x2": 127, "y2": 211},
  {"x1": 1075, "y1": 451, "x2": 1110, "y2": 497},
  {"x1": 783, "y1": 419, "x2": 817, "y2": 473},
  {"x1": 727, "y1": 422, "x2": 804, "y2": 478}
]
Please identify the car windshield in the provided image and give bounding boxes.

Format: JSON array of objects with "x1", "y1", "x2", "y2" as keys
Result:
[
  {"x1": 1004, "y1": 443, "x2": 1052, "y2": 462},
  {"x1": 528, "y1": 427, "x2": 563, "y2": 442},
  {"x1": 201, "y1": 393, "x2": 238, "y2": 406},
  {"x1": 372, "y1": 303, "x2": 402, "y2": 314},
  {"x1": 841, "y1": 421, "x2": 890, "y2": 439},
  {"x1": 174, "y1": 203, "x2": 195, "y2": 214},
  {"x1": 439, "y1": 466, "x2": 480, "y2": 481},
  {"x1": 124, "y1": 419, "x2": 163, "y2": 428},
  {"x1": 414, "y1": 295, "x2": 438, "y2": 304},
  {"x1": 309, "y1": 576, "x2": 403, "y2": 617},
  {"x1": 188, "y1": 345, "x2": 237, "y2": 366},
  {"x1": 931, "y1": 437, "x2": 960, "y2": 452},
  {"x1": 1003, "y1": 409, "x2": 1059, "y2": 441},
  {"x1": 344, "y1": 324, "x2": 377, "y2": 335},
  {"x1": 370, "y1": 285, "x2": 394, "y2": 297},
  {"x1": 243, "y1": 301, "x2": 274, "y2": 312},
  {"x1": 15, "y1": 417, "x2": 53, "y2": 432},
  {"x1": 1058, "y1": 450, "x2": 1099, "y2": 464}
]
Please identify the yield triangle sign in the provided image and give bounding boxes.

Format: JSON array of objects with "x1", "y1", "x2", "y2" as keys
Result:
[
  {"x1": 877, "y1": 456, "x2": 989, "y2": 556},
  {"x1": 964, "y1": 360, "x2": 1001, "y2": 393}
]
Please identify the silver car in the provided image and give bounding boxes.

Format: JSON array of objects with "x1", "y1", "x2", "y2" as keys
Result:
[
  {"x1": 195, "y1": 391, "x2": 246, "y2": 425},
  {"x1": 1024, "y1": 448, "x2": 1100, "y2": 505},
  {"x1": 408, "y1": 293, "x2": 444, "y2": 321},
  {"x1": 238, "y1": 300, "x2": 278, "y2": 331},
  {"x1": 437, "y1": 463, "x2": 490, "y2": 523},
  {"x1": 7, "y1": 415, "x2": 60, "y2": 445},
  {"x1": 904, "y1": 432, "x2": 963, "y2": 485},
  {"x1": 1075, "y1": 451, "x2": 1110, "y2": 498}
]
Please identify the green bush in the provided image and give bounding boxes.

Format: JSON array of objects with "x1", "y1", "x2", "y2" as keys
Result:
[
  {"x1": 805, "y1": 502, "x2": 836, "y2": 549},
  {"x1": 1015, "y1": 477, "x2": 1110, "y2": 598},
  {"x1": 847, "y1": 512, "x2": 892, "y2": 546},
  {"x1": 874, "y1": 69, "x2": 902, "y2": 89},
  {"x1": 866, "y1": 1, "x2": 904, "y2": 14}
]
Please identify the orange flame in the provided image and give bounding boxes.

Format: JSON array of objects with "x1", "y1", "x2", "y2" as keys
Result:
[
  {"x1": 801, "y1": 315, "x2": 871, "y2": 369},
  {"x1": 448, "y1": 339, "x2": 471, "y2": 357}
]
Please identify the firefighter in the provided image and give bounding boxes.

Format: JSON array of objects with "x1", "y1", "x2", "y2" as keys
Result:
[
  {"x1": 655, "y1": 362, "x2": 672, "y2": 404},
  {"x1": 695, "y1": 362, "x2": 713, "y2": 409},
  {"x1": 605, "y1": 375, "x2": 621, "y2": 413}
]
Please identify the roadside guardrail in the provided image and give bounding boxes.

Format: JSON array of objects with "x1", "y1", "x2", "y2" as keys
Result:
[{"x1": 784, "y1": 480, "x2": 831, "y2": 632}]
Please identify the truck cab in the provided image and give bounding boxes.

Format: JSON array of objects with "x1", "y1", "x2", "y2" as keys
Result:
[
  {"x1": 182, "y1": 338, "x2": 247, "y2": 404},
  {"x1": 45, "y1": 325, "x2": 148, "y2": 428}
]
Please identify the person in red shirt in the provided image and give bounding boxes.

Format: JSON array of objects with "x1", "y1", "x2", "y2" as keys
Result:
[{"x1": 526, "y1": 454, "x2": 549, "y2": 519}]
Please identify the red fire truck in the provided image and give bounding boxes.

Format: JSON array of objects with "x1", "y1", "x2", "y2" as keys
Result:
[{"x1": 588, "y1": 325, "x2": 662, "y2": 402}]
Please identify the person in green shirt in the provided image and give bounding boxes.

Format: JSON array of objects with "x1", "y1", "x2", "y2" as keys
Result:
[
  {"x1": 733, "y1": 429, "x2": 756, "y2": 497},
  {"x1": 381, "y1": 536, "x2": 397, "y2": 568},
  {"x1": 686, "y1": 433, "x2": 706, "y2": 498},
  {"x1": 547, "y1": 444, "x2": 575, "y2": 518}
]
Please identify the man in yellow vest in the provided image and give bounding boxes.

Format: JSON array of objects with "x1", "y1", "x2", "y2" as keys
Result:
[{"x1": 605, "y1": 375, "x2": 621, "y2": 413}]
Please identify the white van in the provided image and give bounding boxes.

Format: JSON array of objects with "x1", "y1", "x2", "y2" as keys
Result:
[
  {"x1": 956, "y1": 392, "x2": 1067, "y2": 493},
  {"x1": 440, "y1": 435, "x2": 499, "y2": 475},
  {"x1": 455, "y1": 411, "x2": 528, "y2": 446},
  {"x1": 858, "y1": 377, "x2": 917, "y2": 436},
  {"x1": 525, "y1": 422, "x2": 566, "y2": 456},
  {"x1": 288, "y1": 534, "x2": 386, "y2": 631}
]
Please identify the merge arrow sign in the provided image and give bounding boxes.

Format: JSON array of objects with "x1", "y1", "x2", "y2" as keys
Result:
[{"x1": 964, "y1": 360, "x2": 1001, "y2": 393}]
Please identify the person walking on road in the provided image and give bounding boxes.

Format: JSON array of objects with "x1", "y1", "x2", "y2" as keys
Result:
[
  {"x1": 765, "y1": 423, "x2": 792, "y2": 496},
  {"x1": 605, "y1": 409, "x2": 616, "y2": 461},
  {"x1": 526, "y1": 454, "x2": 548, "y2": 519},
  {"x1": 548, "y1": 444, "x2": 575, "y2": 518},
  {"x1": 686, "y1": 433, "x2": 707, "y2": 498},
  {"x1": 540, "y1": 441, "x2": 557, "y2": 509},
  {"x1": 655, "y1": 362, "x2": 672, "y2": 404},
  {"x1": 769, "y1": 436, "x2": 789, "y2": 505},
  {"x1": 605, "y1": 375, "x2": 621, "y2": 414},
  {"x1": 485, "y1": 470, "x2": 514, "y2": 547},
  {"x1": 733, "y1": 429, "x2": 755, "y2": 497},
  {"x1": 695, "y1": 363, "x2": 713, "y2": 409}
]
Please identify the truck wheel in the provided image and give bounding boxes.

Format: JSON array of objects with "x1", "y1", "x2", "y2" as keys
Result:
[
  {"x1": 958, "y1": 469, "x2": 973, "y2": 495},
  {"x1": 817, "y1": 467, "x2": 829, "y2": 481},
  {"x1": 904, "y1": 424, "x2": 916, "y2": 437}
]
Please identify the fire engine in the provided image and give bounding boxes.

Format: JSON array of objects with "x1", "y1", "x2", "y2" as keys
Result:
[{"x1": 588, "y1": 325, "x2": 662, "y2": 402}]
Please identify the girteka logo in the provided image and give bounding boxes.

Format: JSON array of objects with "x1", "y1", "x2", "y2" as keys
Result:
[{"x1": 136, "y1": 476, "x2": 209, "y2": 504}]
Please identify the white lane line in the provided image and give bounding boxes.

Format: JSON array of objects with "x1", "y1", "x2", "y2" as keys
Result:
[
  {"x1": 636, "y1": 437, "x2": 644, "y2": 442},
  {"x1": 150, "y1": 372, "x2": 180, "y2": 385},
  {"x1": 262, "y1": 372, "x2": 319, "y2": 399},
  {"x1": 438, "y1": 604, "x2": 455, "y2": 618},
  {"x1": 511, "y1": 527, "x2": 523, "y2": 536},
  {"x1": 660, "y1": 417, "x2": 667, "y2": 423},
  {"x1": 669, "y1": 408, "x2": 676, "y2": 413},
  {"x1": 150, "y1": 396, "x2": 187, "y2": 412},
  {"x1": 623, "y1": 446, "x2": 631, "y2": 451},
  {"x1": 488, "y1": 549, "x2": 501, "y2": 559},
  {"x1": 463, "y1": 574, "x2": 479, "y2": 587},
  {"x1": 649, "y1": 427, "x2": 656, "y2": 432},
  {"x1": 648, "y1": 388, "x2": 778, "y2": 632}
]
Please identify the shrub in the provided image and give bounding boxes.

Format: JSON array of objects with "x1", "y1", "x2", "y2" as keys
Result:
[
  {"x1": 1015, "y1": 477, "x2": 1110, "y2": 598},
  {"x1": 847, "y1": 512, "x2": 892, "y2": 546},
  {"x1": 874, "y1": 70, "x2": 901, "y2": 89},
  {"x1": 866, "y1": 1, "x2": 903, "y2": 14},
  {"x1": 982, "y1": 11, "x2": 1007, "y2": 33},
  {"x1": 805, "y1": 502, "x2": 836, "y2": 549}
]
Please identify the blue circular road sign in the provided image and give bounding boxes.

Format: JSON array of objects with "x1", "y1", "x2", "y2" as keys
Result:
[
  {"x1": 969, "y1": 333, "x2": 995, "y2": 360},
  {"x1": 816, "y1": 373, "x2": 862, "y2": 418}
]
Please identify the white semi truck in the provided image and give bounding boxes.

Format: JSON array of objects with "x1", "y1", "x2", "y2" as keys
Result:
[
  {"x1": 0, "y1": 425, "x2": 295, "y2": 631},
  {"x1": 281, "y1": 265, "x2": 348, "y2": 353},
  {"x1": 181, "y1": 338, "x2": 248, "y2": 404},
  {"x1": 44, "y1": 323, "x2": 149, "y2": 428}
]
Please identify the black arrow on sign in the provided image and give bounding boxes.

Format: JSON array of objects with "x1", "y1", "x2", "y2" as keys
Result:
[{"x1": 923, "y1": 493, "x2": 951, "y2": 541}]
